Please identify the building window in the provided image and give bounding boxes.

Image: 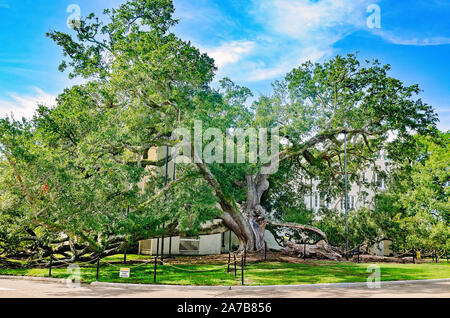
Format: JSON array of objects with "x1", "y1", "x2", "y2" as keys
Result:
[
  {"x1": 374, "y1": 173, "x2": 385, "y2": 189},
  {"x1": 179, "y1": 237, "x2": 200, "y2": 254},
  {"x1": 374, "y1": 173, "x2": 380, "y2": 187},
  {"x1": 341, "y1": 196, "x2": 355, "y2": 210},
  {"x1": 314, "y1": 192, "x2": 320, "y2": 209},
  {"x1": 349, "y1": 195, "x2": 355, "y2": 210}
]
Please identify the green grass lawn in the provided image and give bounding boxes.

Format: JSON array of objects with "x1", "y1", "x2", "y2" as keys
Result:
[{"x1": 1, "y1": 254, "x2": 449, "y2": 286}]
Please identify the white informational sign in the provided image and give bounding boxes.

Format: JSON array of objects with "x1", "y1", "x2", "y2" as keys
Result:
[{"x1": 120, "y1": 268, "x2": 130, "y2": 278}]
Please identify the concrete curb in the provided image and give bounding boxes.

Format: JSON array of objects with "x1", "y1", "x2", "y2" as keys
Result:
[
  {"x1": 90, "y1": 281, "x2": 230, "y2": 290},
  {"x1": 0, "y1": 275, "x2": 68, "y2": 284},
  {"x1": 2, "y1": 275, "x2": 449, "y2": 290},
  {"x1": 90, "y1": 278, "x2": 450, "y2": 290}
]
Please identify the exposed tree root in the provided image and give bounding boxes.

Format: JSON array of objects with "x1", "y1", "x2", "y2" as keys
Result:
[
  {"x1": 266, "y1": 221, "x2": 345, "y2": 260},
  {"x1": 352, "y1": 255, "x2": 423, "y2": 264},
  {"x1": 281, "y1": 240, "x2": 342, "y2": 261}
]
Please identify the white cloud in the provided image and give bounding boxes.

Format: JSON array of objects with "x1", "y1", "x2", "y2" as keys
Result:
[
  {"x1": 186, "y1": 0, "x2": 450, "y2": 84},
  {"x1": 0, "y1": 88, "x2": 56, "y2": 120},
  {"x1": 205, "y1": 41, "x2": 256, "y2": 68},
  {"x1": 203, "y1": 0, "x2": 374, "y2": 82},
  {"x1": 261, "y1": 0, "x2": 450, "y2": 49},
  {"x1": 373, "y1": 30, "x2": 450, "y2": 46},
  {"x1": 201, "y1": 1, "x2": 374, "y2": 82},
  {"x1": 256, "y1": 0, "x2": 370, "y2": 40},
  {"x1": 245, "y1": 47, "x2": 330, "y2": 82}
]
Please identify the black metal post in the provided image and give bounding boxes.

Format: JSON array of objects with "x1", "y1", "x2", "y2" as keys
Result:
[
  {"x1": 264, "y1": 241, "x2": 267, "y2": 262},
  {"x1": 161, "y1": 223, "x2": 165, "y2": 263},
  {"x1": 357, "y1": 246, "x2": 360, "y2": 263},
  {"x1": 159, "y1": 145, "x2": 169, "y2": 265},
  {"x1": 343, "y1": 144, "x2": 350, "y2": 260},
  {"x1": 124, "y1": 206, "x2": 129, "y2": 264},
  {"x1": 229, "y1": 230, "x2": 232, "y2": 252},
  {"x1": 227, "y1": 252, "x2": 231, "y2": 273},
  {"x1": 244, "y1": 248, "x2": 247, "y2": 267},
  {"x1": 154, "y1": 256, "x2": 157, "y2": 284},
  {"x1": 156, "y1": 235, "x2": 160, "y2": 262},
  {"x1": 234, "y1": 254, "x2": 237, "y2": 277},
  {"x1": 49, "y1": 253, "x2": 53, "y2": 277},
  {"x1": 412, "y1": 249, "x2": 416, "y2": 264},
  {"x1": 96, "y1": 256, "x2": 100, "y2": 282},
  {"x1": 241, "y1": 252, "x2": 245, "y2": 285},
  {"x1": 168, "y1": 237, "x2": 172, "y2": 258},
  {"x1": 435, "y1": 249, "x2": 438, "y2": 263},
  {"x1": 168, "y1": 145, "x2": 175, "y2": 261}
]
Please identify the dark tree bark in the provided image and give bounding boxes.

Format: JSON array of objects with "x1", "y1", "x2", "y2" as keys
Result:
[{"x1": 244, "y1": 174, "x2": 270, "y2": 251}]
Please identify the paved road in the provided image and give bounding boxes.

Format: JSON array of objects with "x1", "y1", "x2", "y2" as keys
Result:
[{"x1": 0, "y1": 278, "x2": 449, "y2": 298}]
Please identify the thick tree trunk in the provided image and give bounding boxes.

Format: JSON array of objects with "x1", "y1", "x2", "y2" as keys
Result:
[
  {"x1": 227, "y1": 173, "x2": 330, "y2": 253},
  {"x1": 195, "y1": 154, "x2": 335, "y2": 255},
  {"x1": 243, "y1": 174, "x2": 270, "y2": 251},
  {"x1": 196, "y1": 158, "x2": 329, "y2": 253}
]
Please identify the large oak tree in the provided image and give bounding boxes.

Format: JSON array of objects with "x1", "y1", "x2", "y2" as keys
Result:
[{"x1": 0, "y1": 0, "x2": 438, "y2": 263}]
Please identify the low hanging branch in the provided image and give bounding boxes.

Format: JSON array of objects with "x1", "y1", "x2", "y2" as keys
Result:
[
  {"x1": 33, "y1": 217, "x2": 103, "y2": 253},
  {"x1": 268, "y1": 221, "x2": 328, "y2": 242}
]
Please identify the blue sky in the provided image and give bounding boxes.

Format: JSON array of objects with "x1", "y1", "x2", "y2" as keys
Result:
[{"x1": 0, "y1": 0, "x2": 449, "y2": 131}]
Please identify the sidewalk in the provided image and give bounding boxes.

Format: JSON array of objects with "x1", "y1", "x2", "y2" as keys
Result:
[{"x1": 0, "y1": 276, "x2": 449, "y2": 298}]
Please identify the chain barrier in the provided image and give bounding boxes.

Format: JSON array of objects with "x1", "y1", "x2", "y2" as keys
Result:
[
  {"x1": 4, "y1": 253, "x2": 250, "y2": 284},
  {"x1": 101, "y1": 260, "x2": 126, "y2": 269},
  {"x1": 0, "y1": 256, "x2": 98, "y2": 268},
  {"x1": 160, "y1": 260, "x2": 228, "y2": 273},
  {"x1": 101, "y1": 259, "x2": 155, "y2": 269},
  {"x1": 49, "y1": 257, "x2": 100, "y2": 268}
]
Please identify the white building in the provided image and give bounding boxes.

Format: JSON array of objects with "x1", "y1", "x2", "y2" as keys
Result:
[
  {"x1": 303, "y1": 153, "x2": 393, "y2": 256},
  {"x1": 306, "y1": 154, "x2": 389, "y2": 213}
]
